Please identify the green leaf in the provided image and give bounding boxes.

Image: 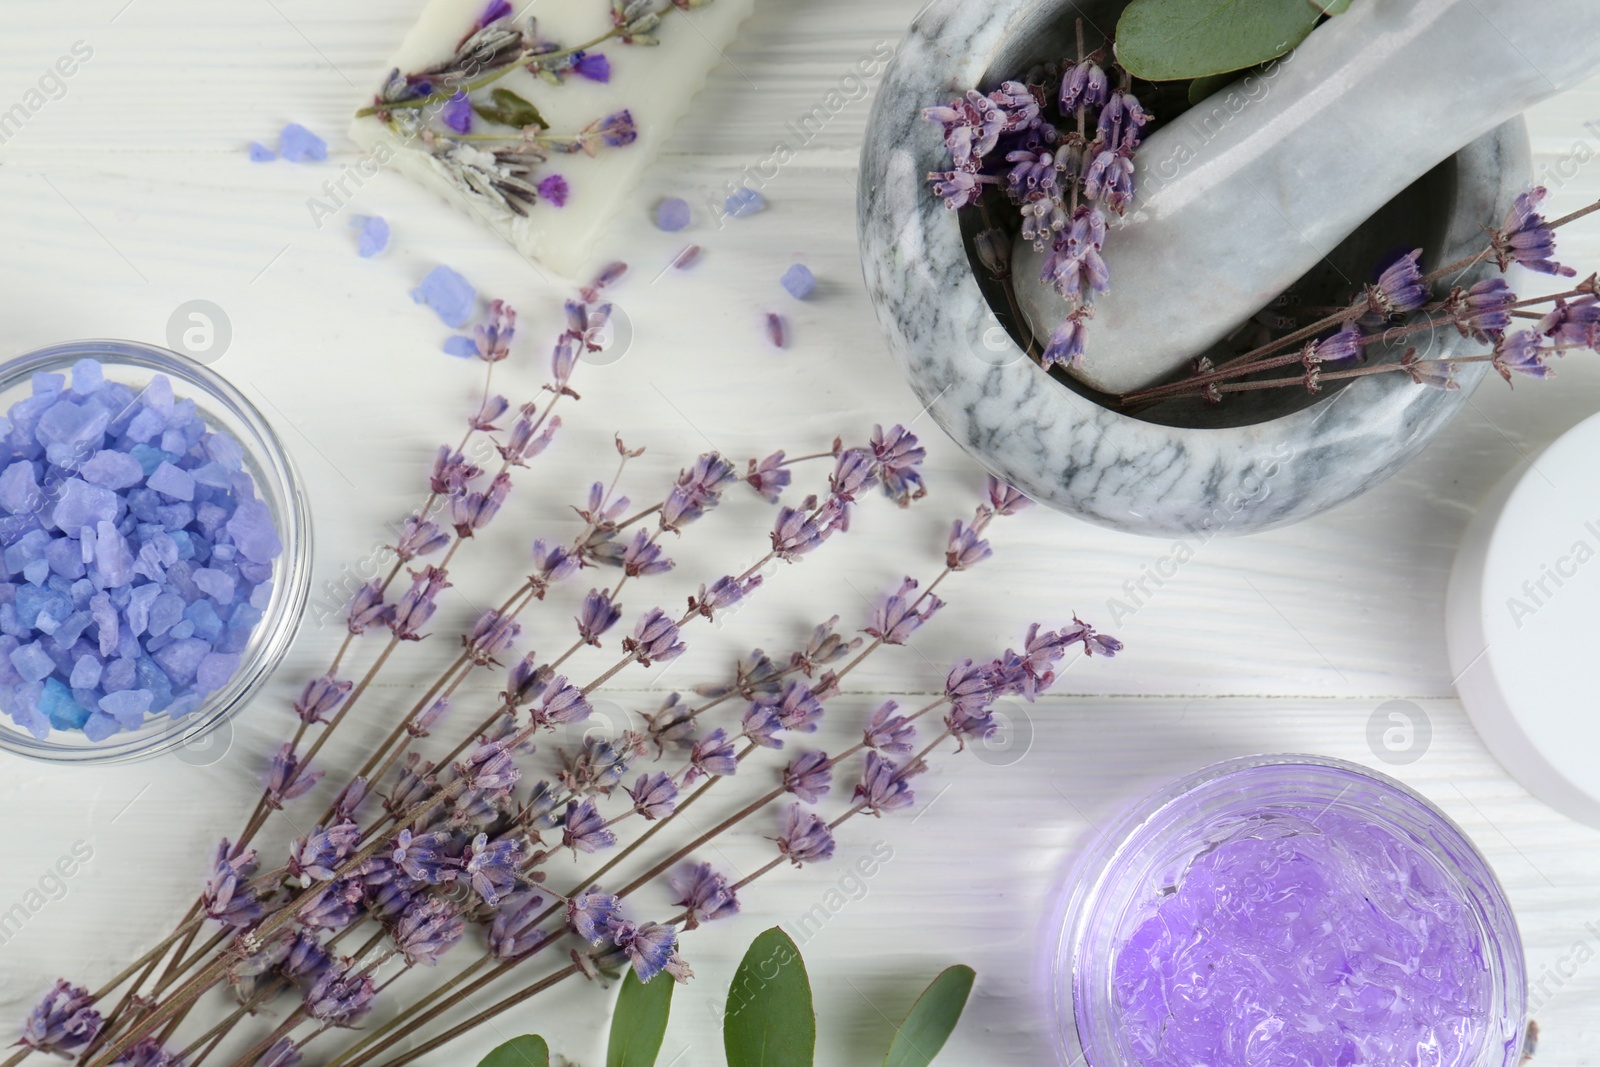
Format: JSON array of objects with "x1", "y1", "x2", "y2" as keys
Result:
[
  {"x1": 1114, "y1": 0, "x2": 1322, "y2": 81},
  {"x1": 1186, "y1": 71, "x2": 1237, "y2": 106},
  {"x1": 1313, "y1": 0, "x2": 1351, "y2": 12},
  {"x1": 607, "y1": 968, "x2": 675, "y2": 1067},
  {"x1": 883, "y1": 966, "x2": 976, "y2": 1067},
  {"x1": 477, "y1": 1034, "x2": 550, "y2": 1067},
  {"x1": 472, "y1": 88, "x2": 549, "y2": 130},
  {"x1": 723, "y1": 928, "x2": 816, "y2": 1067}
]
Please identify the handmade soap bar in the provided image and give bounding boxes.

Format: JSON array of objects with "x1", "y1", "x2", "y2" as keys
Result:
[
  {"x1": 1112, "y1": 806, "x2": 1491, "y2": 1066},
  {"x1": 349, "y1": 0, "x2": 757, "y2": 278}
]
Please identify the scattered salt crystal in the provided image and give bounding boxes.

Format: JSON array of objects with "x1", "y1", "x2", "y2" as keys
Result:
[
  {"x1": 248, "y1": 142, "x2": 277, "y2": 163},
  {"x1": 279, "y1": 123, "x2": 327, "y2": 164},
  {"x1": 80, "y1": 450, "x2": 144, "y2": 490},
  {"x1": 147, "y1": 462, "x2": 195, "y2": 502},
  {"x1": 10, "y1": 642, "x2": 53, "y2": 683},
  {"x1": 411, "y1": 266, "x2": 476, "y2": 328},
  {"x1": 781, "y1": 264, "x2": 816, "y2": 300},
  {"x1": 725, "y1": 187, "x2": 767, "y2": 218},
  {"x1": 656, "y1": 197, "x2": 691, "y2": 232},
  {"x1": 442, "y1": 336, "x2": 481, "y2": 359},
  {"x1": 354, "y1": 215, "x2": 390, "y2": 258}
]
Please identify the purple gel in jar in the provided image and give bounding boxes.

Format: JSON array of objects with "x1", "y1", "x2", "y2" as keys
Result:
[{"x1": 1057, "y1": 757, "x2": 1526, "y2": 1067}]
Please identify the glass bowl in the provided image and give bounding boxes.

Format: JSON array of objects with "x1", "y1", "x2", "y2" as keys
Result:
[
  {"x1": 1054, "y1": 754, "x2": 1526, "y2": 1067},
  {"x1": 0, "y1": 340, "x2": 310, "y2": 763}
]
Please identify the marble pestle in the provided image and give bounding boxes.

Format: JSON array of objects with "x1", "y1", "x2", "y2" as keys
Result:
[{"x1": 1012, "y1": 0, "x2": 1600, "y2": 396}]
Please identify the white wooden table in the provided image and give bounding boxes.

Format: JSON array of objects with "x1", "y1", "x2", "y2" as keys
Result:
[{"x1": 2, "y1": 2, "x2": 1600, "y2": 1064}]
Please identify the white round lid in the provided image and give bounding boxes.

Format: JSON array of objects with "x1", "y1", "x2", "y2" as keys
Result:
[{"x1": 1448, "y1": 409, "x2": 1600, "y2": 828}]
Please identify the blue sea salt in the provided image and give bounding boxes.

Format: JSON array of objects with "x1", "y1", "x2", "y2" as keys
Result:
[
  {"x1": 354, "y1": 215, "x2": 390, "y2": 258},
  {"x1": 724, "y1": 187, "x2": 767, "y2": 217},
  {"x1": 0, "y1": 364, "x2": 282, "y2": 741},
  {"x1": 411, "y1": 265, "x2": 476, "y2": 328},
  {"x1": 279, "y1": 123, "x2": 327, "y2": 163},
  {"x1": 780, "y1": 263, "x2": 816, "y2": 300},
  {"x1": 656, "y1": 197, "x2": 691, "y2": 231}
]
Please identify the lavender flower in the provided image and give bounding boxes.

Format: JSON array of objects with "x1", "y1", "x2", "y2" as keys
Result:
[
  {"x1": 1060, "y1": 615, "x2": 1123, "y2": 658},
  {"x1": 771, "y1": 500, "x2": 843, "y2": 560},
  {"x1": 394, "y1": 898, "x2": 467, "y2": 966},
  {"x1": 643, "y1": 692, "x2": 696, "y2": 754},
  {"x1": 18, "y1": 980, "x2": 101, "y2": 1056},
  {"x1": 458, "y1": 740, "x2": 521, "y2": 794},
  {"x1": 1083, "y1": 149, "x2": 1135, "y2": 214},
  {"x1": 922, "y1": 90, "x2": 1006, "y2": 170},
  {"x1": 688, "y1": 728, "x2": 739, "y2": 782},
  {"x1": 603, "y1": 529, "x2": 672, "y2": 577},
  {"x1": 783, "y1": 750, "x2": 833, "y2": 803},
  {"x1": 870, "y1": 424, "x2": 926, "y2": 506},
  {"x1": 563, "y1": 798, "x2": 617, "y2": 853},
  {"x1": 610, "y1": 920, "x2": 679, "y2": 983},
  {"x1": 740, "y1": 704, "x2": 784, "y2": 749},
  {"x1": 855, "y1": 751, "x2": 917, "y2": 815},
  {"x1": 1537, "y1": 294, "x2": 1600, "y2": 349},
  {"x1": 288, "y1": 819, "x2": 360, "y2": 883},
  {"x1": 1493, "y1": 329, "x2": 1554, "y2": 383},
  {"x1": 259, "y1": 1038, "x2": 303, "y2": 1067},
  {"x1": 521, "y1": 780, "x2": 562, "y2": 831},
  {"x1": 499, "y1": 407, "x2": 561, "y2": 464},
  {"x1": 475, "y1": 298, "x2": 517, "y2": 362},
  {"x1": 463, "y1": 832, "x2": 525, "y2": 905},
  {"x1": 829, "y1": 448, "x2": 879, "y2": 502},
  {"x1": 201, "y1": 842, "x2": 265, "y2": 927},
  {"x1": 769, "y1": 679, "x2": 824, "y2": 732},
  {"x1": 393, "y1": 514, "x2": 451, "y2": 562},
  {"x1": 1060, "y1": 60, "x2": 1109, "y2": 112},
  {"x1": 293, "y1": 673, "x2": 351, "y2": 725},
  {"x1": 389, "y1": 565, "x2": 451, "y2": 641},
  {"x1": 305, "y1": 964, "x2": 378, "y2": 1027},
  {"x1": 670, "y1": 863, "x2": 740, "y2": 930},
  {"x1": 1042, "y1": 310, "x2": 1091, "y2": 371},
  {"x1": 626, "y1": 772, "x2": 679, "y2": 819},
  {"x1": 469, "y1": 395, "x2": 510, "y2": 431},
  {"x1": 406, "y1": 697, "x2": 452, "y2": 739},
  {"x1": 790, "y1": 615, "x2": 860, "y2": 676},
  {"x1": 451, "y1": 472, "x2": 512, "y2": 537},
  {"x1": 867, "y1": 578, "x2": 944, "y2": 645},
  {"x1": 108, "y1": 1038, "x2": 183, "y2": 1067},
  {"x1": 946, "y1": 518, "x2": 993, "y2": 571},
  {"x1": 864, "y1": 700, "x2": 917, "y2": 756},
  {"x1": 986, "y1": 475, "x2": 1032, "y2": 515},
  {"x1": 689, "y1": 574, "x2": 762, "y2": 620},
  {"x1": 265, "y1": 743, "x2": 322, "y2": 809},
  {"x1": 1363, "y1": 249, "x2": 1429, "y2": 322},
  {"x1": 746, "y1": 451, "x2": 791, "y2": 502},
  {"x1": 429, "y1": 446, "x2": 480, "y2": 496},
  {"x1": 776, "y1": 803, "x2": 836, "y2": 865},
  {"x1": 576, "y1": 588, "x2": 623, "y2": 646},
  {"x1": 1043, "y1": 206, "x2": 1108, "y2": 300},
  {"x1": 385, "y1": 755, "x2": 438, "y2": 816},
  {"x1": 1494, "y1": 186, "x2": 1575, "y2": 276},
  {"x1": 1097, "y1": 90, "x2": 1150, "y2": 152},
  {"x1": 280, "y1": 931, "x2": 332, "y2": 982},
  {"x1": 392, "y1": 829, "x2": 458, "y2": 885},
  {"x1": 1312, "y1": 321, "x2": 1365, "y2": 365},
  {"x1": 567, "y1": 891, "x2": 622, "y2": 943},
  {"x1": 463, "y1": 609, "x2": 521, "y2": 665},
  {"x1": 529, "y1": 676, "x2": 592, "y2": 729},
  {"x1": 502, "y1": 653, "x2": 548, "y2": 708},
  {"x1": 299, "y1": 878, "x2": 364, "y2": 930},
  {"x1": 489, "y1": 890, "x2": 549, "y2": 960},
  {"x1": 625, "y1": 608, "x2": 687, "y2": 666},
  {"x1": 944, "y1": 659, "x2": 998, "y2": 718},
  {"x1": 346, "y1": 580, "x2": 392, "y2": 635},
  {"x1": 575, "y1": 479, "x2": 631, "y2": 531}
]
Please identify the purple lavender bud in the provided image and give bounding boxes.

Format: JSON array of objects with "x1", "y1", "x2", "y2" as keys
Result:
[
  {"x1": 457, "y1": 741, "x2": 521, "y2": 795},
  {"x1": 388, "y1": 565, "x2": 451, "y2": 641},
  {"x1": 790, "y1": 615, "x2": 861, "y2": 676},
  {"x1": 614, "y1": 528, "x2": 672, "y2": 577},
  {"x1": 463, "y1": 609, "x2": 522, "y2": 666},
  {"x1": 299, "y1": 876, "x2": 366, "y2": 930},
  {"x1": 870, "y1": 423, "x2": 927, "y2": 507},
  {"x1": 305, "y1": 963, "x2": 378, "y2": 1027},
  {"x1": 201, "y1": 839, "x2": 265, "y2": 928},
  {"x1": 689, "y1": 574, "x2": 761, "y2": 620},
  {"x1": 776, "y1": 803, "x2": 836, "y2": 865},
  {"x1": 945, "y1": 658, "x2": 997, "y2": 717},
  {"x1": 1494, "y1": 186, "x2": 1575, "y2": 277},
  {"x1": 287, "y1": 819, "x2": 360, "y2": 883},
  {"x1": 625, "y1": 608, "x2": 687, "y2": 666},
  {"x1": 687, "y1": 727, "x2": 739, "y2": 782},
  {"x1": 500, "y1": 406, "x2": 562, "y2": 465},
  {"x1": 986, "y1": 476, "x2": 1032, "y2": 515},
  {"x1": 1538, "y1": 293, "x2": 1600, "y2": 349},
  {"x1": 771, "y1": 501, "x2": 841, "y2": 560},
  {"x1": 393, "y1": 514, "x2": 451, "y2": 562},
  {"x1": 626, "y1": 772, "x2": 679, "y2": 819},
  {"x1": 829, "y1": 448, "x2": 879, "y2": 503},
  {"x1": 1401, "y1": 351, "x2": 1460, "y2": 391},
  {"x1": 567, "y1": 891, "x2": 623, "y2": 944},
  {"x1": 611, "y1": 920, "x2": 678, "y2": 982},
  {"x1": 530, "y1": 676, "x2": 592, "y2": 729},
  {"x1": 769, "y1": 679, "x2": 824, "y2": 732},
  {"x1": 521, "y1": 780, "x2": 562, "y2": 830},
  {"x1": 989, "y1": 79, "x2": 1040, "y2": 131},
  {"x1": 643, "y1": 693, "x2": 696, "y2": 754},
  {"x1": 1493, "y1": 329, "x2": 1554, "y2": 382},
  {"x1": 741, "y1": 703, "x2": 784, "y2": 749},
  {"x1": 18, "y1": 980, "x2": 101, "y2": 1056},
  {"x1": 783, "y1": 749, "x2": 833, "y2": 803},
  {"x1": 864, "y1": 700, "x2": 917, "y2": 756},
  {"x1": 1313, "y1": 321, "x2": 1366, "y2": 365},
  {"x1": 391, "y1": 829, "x2": 459, "y2": 885},
  {"x1": 678, "y1": 453, "x2": 738, "y2": 505},
  {"x1": 469, "y1": 395, "x2": 510, "y2": 432},
  {"x1": 451, "y1": 472, "x2": 512, "y2": 537},
  {"x1": 577, "y1": 479, "x2": 631, "y2": 529},
  {"x1": 260, "y1": 1038, "x2": 303, "y2": 1067},
  {"x1": 1364, "y1": 248, "x2": 1429, "y2": 322},
  {"x1": 1096, "y1": 90, "x2": 1150, "y2": 152},
  {"x1": 854, "y1": 752, "x2": 916, "y2": 815},
  {"x1": 1059, "y1": 60, "x2": 1109, "y2": 112},
  {"x1": 946, "y1": 518, "x2": 993, "y2": 571},
  {"x1": 280, "y1": 930, "x2": 332, "y2": 982},
  {"x1": 385, "y1": 755, "x2": 438, "y2": 816},
  {"x1": 109, "y1": 1038, "x2": 184, "y2": 1067},
  {"x1": 407, "y1": 697, "x2": 452, "y2": 739},
  {"x1": 867, "y1": 578, "x2": 944, "y2": 645},
  {"x1": 265, "y1": 743, "x2": 322, "y2": 809},
  {"x1": 577, "y1": 588, "x2": 623, "y2": 646},
  {"x1": 474, "y1": 299, "x2": 517, "y2": 363},
  {"x1": 463, "y1": 832, "x2": 526, "y2": 906},
  {"x1": 293, "y1": 673, "x2": 352, "y2": 725},
  {"x1": 1042, "y1": 310, "x2": 1091, "y2": 371},
  {"x1": 429, "y1": 446, "x2": 481, "y2": 496},
  {"x1": 489, "y1": 890, "x2": 549, "y2": 960},
  {"x1": 562, "y1": 798, "x2": 617, "y2": 853},
  {"x1": 527, "y1": 539, "x2": 580, "y2": 599},
  {"x1": 670, "y1": 862, "x2": 739, "y2": 930},
  {"x1": 745, "y1": 451, "x2": 791, "y2": 503},
  {"x1": 1455, "y1": 277, "x2": 1517, "y2": 342},
  {"x1": 502, "y1": 653, "x2": 549, "y2": 707},
  {"x1": 345, "y1": 580, "x2": 393, "y2": 636}
]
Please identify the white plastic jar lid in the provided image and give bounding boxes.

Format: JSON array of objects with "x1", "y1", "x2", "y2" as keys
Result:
[{"x1": 1448, "y1": 409, "x2": 1600, "y2": 828}]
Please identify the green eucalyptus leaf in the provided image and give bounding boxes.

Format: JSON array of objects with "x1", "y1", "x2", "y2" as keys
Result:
[
  {"x1": 477, "y1": 1034, "x2": 550, "y2": 1067},
  {"x1": 883, "y1": 966, "x2": 976, "y2": 1067},
  {"x1": 473, "y1": 88, "x2": 550, "y2": 130},
  {"x1": 607, "y1": 968, "x2": 675, "y2": 1067},
  {"x1": 1186, "y1": 71, "x2": 1237, "y2": 105},
  {"x1": 723, "y1": 928, "x2": 816, "y2": 1067},
  {"x1": 1114, "y1": 0, "x2": 1322, "y2": 81},
  {"x1": 1313, "y1": 0, "x2": 1352, "y2": 13}
]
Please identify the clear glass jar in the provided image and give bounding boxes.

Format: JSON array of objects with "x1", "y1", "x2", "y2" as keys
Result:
[
  {"x1": 1055, "y1": 755, "x2": 1526, "y2": 1067},
  {"x1": 0, "y1": 340, "x2": 310, "y2": 763}
]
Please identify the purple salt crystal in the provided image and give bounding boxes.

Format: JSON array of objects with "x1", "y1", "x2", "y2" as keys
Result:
[
  {"x1": 656, "y1": 197, "x2": 691, "y2": 231},
  {"x1": 725, "y1": 187, "x2": 766, "y2": 217},
  {"x1": 226, "y1": 499, "x2": 281, "y2": 563},
  {"x1": 51, "y1": 479, "x2": 118, "y2": 531},
  {"x1": 249, "y1": 141, "x2": 276, "y2": 162},
  {"x1": 69, "y1": 654, "x2": 100, "y2": 690},
  {"x1": 195, "y1": 652, "x2": 240, "y2": 692},
  {"x1": 279, "y1": 123, "x2": 327, "y2": 163},
  {"x1": 780, "y1": 263, "x2": 815, "y2": 300},
  {"x1": 98, "y1": 688, "x2": 152, "y2": 728},
  {"x1": 0, "y1": 461, "x2": 41, "y2": 514},
  {"x1": 146, "y1": 461, "x2": 194, "y2": 501},
  {"x1": 193, "y1": 567, "x2": 236, "y2": 603},
  {"x1": 411, "y1": 265, "x2": 476, "y2": 328},
  {"x1": 354, "y1": 215, "x2": 390, "y2": 258},
  {"x1": 11, "y1": 642, "x2": 53, "y2": 683}
]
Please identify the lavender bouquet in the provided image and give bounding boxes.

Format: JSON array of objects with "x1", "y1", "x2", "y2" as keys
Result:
[{"x1": 5, "y1": 264, "x2": 1119, "y2": 1067}]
